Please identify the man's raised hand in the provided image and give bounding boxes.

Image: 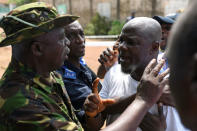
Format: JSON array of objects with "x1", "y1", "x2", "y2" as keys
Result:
[
  {"x1": 137, "y1": 59, "x2": 170, "y2": 106},
  {"x1": 84, "y1": 78, "x2": 116, "y2": 117}
]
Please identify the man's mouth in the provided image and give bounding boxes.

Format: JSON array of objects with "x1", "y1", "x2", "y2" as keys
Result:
[{"x1": 79, "y1": 45, "x2": 85, "y2": 52}]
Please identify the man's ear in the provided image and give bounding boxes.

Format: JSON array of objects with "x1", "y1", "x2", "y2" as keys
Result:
[{"x1": 31, "y1": 41, "x2": 43, "y2": 56}]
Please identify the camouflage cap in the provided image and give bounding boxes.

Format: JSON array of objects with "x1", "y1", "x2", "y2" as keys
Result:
[{"x1": 0, "y1": 2, "x2": 79, "y2": 47}]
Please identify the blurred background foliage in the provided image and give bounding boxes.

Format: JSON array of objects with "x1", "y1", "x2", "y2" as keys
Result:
[
  {"x1": 108, "y1": 20, "x2": 125, "y2": 35},
  {"x1": 84, "y1": 13, "x2": 125, "y2": 35}
]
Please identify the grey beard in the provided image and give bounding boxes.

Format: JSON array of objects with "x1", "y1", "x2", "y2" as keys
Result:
[{"x1": 121, "y1": 64, "x2": 138, "y2": 74}]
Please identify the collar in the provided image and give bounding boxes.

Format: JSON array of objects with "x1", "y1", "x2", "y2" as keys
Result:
[{"x1": 61, "y1": 61, "x2": 88, "y2": 79}]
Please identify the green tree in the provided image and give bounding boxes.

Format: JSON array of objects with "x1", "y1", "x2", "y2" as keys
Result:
[
  {"x1": 108, "y1": 20, "x2": 125, "y2": 35},
  {"x1": 84, "y1": 23, "x2": 95, "y2": 35},
  {"x1": 84, "y1": 13, "x2": 111, "y2": 35}
]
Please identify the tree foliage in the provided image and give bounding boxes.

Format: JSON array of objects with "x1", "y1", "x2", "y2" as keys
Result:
[
  {"x1": 108, "y1": 20, "x2": 124, "y2": 35},
  {"x1": 84, "y1": 13, "x2": 125, "y2": 35}
]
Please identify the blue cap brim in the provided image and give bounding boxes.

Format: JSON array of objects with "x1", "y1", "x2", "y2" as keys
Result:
[
  {"x1": 153, "y1": 16, "x2": 174, "y2": 24},
  {"x1": 166, "y1": 13, "x2": 180, "y2": 20}
]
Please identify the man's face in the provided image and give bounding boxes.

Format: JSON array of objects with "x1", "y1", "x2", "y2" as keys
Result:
[
  {"x1": 42, "y1": 27, "x2": 70, "y2": 70},
  {"x1": 160, "y1": 23, "x2": 172, "y2": 51},
  {"x1": 65, "y1": 22, "x2": 85, "y2": 59},
  {"x1": 118, "y1": 27, "x2": 150, "y2": 74}
]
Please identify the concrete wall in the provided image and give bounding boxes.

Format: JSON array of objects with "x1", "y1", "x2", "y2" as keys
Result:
[
  {"x1": 164, "y1": 0, "x2": 188, "y2": 15},
  {"x1": 40, "y1": 0, "x2": 188, "y2": 27}
]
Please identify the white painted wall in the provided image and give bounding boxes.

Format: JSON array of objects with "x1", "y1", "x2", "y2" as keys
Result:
[{"x1": 164, "y1": 0, "x2": 188, "y2": 15}]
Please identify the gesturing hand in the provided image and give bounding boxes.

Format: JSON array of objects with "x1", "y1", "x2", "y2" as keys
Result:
[
  {"x1": 84, "y1": 78, "x2": 116, "y2": 117},
  {"x1": 137, "y1": 59, "x2": 170, "y2": 106},
  {"x1": 98, "y1": 39, "x2": 119, "y2": 71}
]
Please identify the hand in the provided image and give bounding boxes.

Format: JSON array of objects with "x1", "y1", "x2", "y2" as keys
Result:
[
  {"x1": 98, "y1": 40, "x2": 119, "y2": 71},
  {"x1": 84, "y1": 78, "x2": 116, "y2": 117},
  {"x1": 113, "y1": 38, "x2": 119, "y2": 51},
  {"x1": 136, "y1": 59, "x2": 169, "y2": 106},
  {"x1": 158, "y1": 84, "x2": 175, "y2": 107},
  {"x1": 139, "y1": 103, "x2": 166, "y2": 131}
]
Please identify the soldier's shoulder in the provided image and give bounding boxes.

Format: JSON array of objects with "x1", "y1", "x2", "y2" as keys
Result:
[
  {"x1": 0, "y1": 70, "x2": 34, "y2": 101},
  {"x1": 0, "y1": 72, "x2": 28, "y2": 89}
]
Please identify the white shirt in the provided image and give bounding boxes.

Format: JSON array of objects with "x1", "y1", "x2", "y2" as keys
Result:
[{"x1": 99, "y1": 63, "x2": 190, "y2": 131}]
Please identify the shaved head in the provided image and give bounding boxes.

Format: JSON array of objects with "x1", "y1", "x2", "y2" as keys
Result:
[
  {"x1": 122, "y1": 17, "x2": 162, "y2": 43},
  {"x1": 119, "y1": 17, "x2": 161, "y2": 80}
]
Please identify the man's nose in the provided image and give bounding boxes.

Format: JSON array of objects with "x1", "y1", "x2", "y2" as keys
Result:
[{"x1": 76, "y1": 35, "x2": 84, "y2": 44}]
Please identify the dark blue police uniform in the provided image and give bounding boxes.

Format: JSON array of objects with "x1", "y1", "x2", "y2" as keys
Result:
[{"x1": 57, "y1": 59, "x2": 102, "y2": 126}]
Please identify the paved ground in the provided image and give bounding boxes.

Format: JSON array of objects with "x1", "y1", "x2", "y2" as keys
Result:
[
  {"x1": 0, "y1": 46, "x2": 11, "y2": 77},
  {"x1": 0, "y1": 41, "x2": 114, "y2": 77}
]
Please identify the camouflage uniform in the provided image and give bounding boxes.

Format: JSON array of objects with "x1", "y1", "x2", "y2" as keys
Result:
[
  {"x1": 0, "y1": 2, "x2": 83, "y2": 131},
  {"x1": 0, "y1": 59, "x2": 83, "y2": 131}
]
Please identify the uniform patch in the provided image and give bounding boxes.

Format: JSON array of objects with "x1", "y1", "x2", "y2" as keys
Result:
[{"x1": 64, "y1": 68, "x2": 76, "y2": 79}]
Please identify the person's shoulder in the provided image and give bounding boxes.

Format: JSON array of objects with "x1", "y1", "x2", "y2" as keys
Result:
[
  {"x1": 0, "y1": 70, "x2": 27, "y2": 90},
  {"x1": 106, "y1": 63, "x2": 126, "y2": 78},
  {"x1": 103, "y1": 63, "x2": 127, "y2": 84},
  {"x1": 108, "y1": 62, "x2": 121, "y2": 72},
  {"x1": 83, "y1": 64, "x2": 97, "y2": 78},
  {"x1": 0, "y1": 76, "x2": 31, "y2": 117}
]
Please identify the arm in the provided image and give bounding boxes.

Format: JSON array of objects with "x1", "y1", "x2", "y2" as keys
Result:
[
  {"x1": 84, "y1": 93, "x2": 136, "y2": 130},
  {"x1": 85, "y1": 78, "x2": 116, "y2": 130},
  {"x1": 102, "y1": 98, "x2": 152, "y2": 131},
  {"x1": 85, "y1": 59, "x2": 169, "y2": 131},
  {"x1": 97, "y1": 64, "x2": 108, "y2": 79},
  {"x1": 102, "y1": 94, "x2": 136, "y2": 115},
  {"x1": 104, "y1": 59, "x2": 169, "y2": 131}
]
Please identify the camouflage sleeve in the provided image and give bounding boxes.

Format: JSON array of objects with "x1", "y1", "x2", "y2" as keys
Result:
[{"x1": 0, "y1": 84, "x2": 83, "y2": 131}]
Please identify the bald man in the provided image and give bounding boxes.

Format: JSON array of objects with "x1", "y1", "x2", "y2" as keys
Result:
[
  {"x1": 86, "y1": 17, "x2": 188, "y2": 131},
  {"x1": 83, "y1": 17, "x2": 170, "y2": 130},
  {"x1": 99, "y1": 17, "x2": 170, "y2": 130}
]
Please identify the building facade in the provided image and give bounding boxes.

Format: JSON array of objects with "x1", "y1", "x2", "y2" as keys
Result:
[{"x1": 0, "y1": 0, "x2": 187, "y2": 27}]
